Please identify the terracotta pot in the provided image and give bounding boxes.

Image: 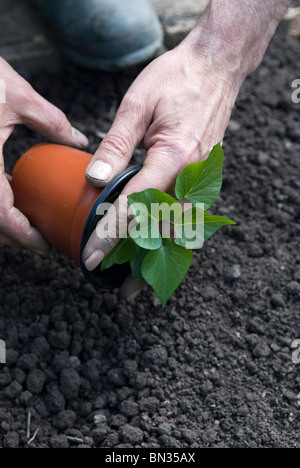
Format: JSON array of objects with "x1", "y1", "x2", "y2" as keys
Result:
[{"x1": 11, "y1": 143, "x2": 141, "y2": 288}]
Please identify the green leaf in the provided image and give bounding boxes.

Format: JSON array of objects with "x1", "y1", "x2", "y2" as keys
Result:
[
  {"x1": 127, "y1": 189, "x2": 180, "y2": 250},
  {"x1": 141, "y1": 242, "x2": 193, "y2": 307},
  {"x1": 175, "y1": 143, "x2": 224, "y2": 210},
  {"x1": 130, "y1": 248, "x2": 148, "y2": 280},
  {"x1": 172, "y1": 207, "x2": 205, "y2": 249},
  {"x1": 101, "y1": 237, "x2": 139, "y2": 271},
  {"x1": 204, "y1": 211, "x2": 236, "y2": 242},
  {"x1": 92, "y1": 191, "x2": 121, "y2": 231}
]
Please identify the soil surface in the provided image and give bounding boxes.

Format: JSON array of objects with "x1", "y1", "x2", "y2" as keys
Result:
[{"x1": 0, "y1": 30, "x2": 300, "y2": 448}]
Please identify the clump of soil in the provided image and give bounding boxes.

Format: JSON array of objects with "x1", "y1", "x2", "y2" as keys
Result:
[{"x1": 0, "y1": 30, "x2": 300, "y2": 448}]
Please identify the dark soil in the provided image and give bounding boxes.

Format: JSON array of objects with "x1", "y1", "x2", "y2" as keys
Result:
[{"x1": 1, "y1": 29, "x2": 300, "y2": 448}]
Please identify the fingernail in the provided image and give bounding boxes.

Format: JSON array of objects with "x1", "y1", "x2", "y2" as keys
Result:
[
  {"x1": 72, "y1": 126, "x2": 89, "y2": 148},
  {"x1": 86, "y1": 160, "x2": 113, "y2": 182},
  {"x1": 126, "y1": 287, "x2": 144, "y2": 302},
  {"x1": 84, "y1": 250, "x2": 105, "y2": 271},
  {"x1": 121, "y1": 278, "x2": 146, "y2": 301}
]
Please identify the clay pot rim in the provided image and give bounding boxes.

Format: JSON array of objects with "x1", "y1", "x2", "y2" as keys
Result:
[{"x1": 80, "y1": 164, "x2": 142, "y2": 289}]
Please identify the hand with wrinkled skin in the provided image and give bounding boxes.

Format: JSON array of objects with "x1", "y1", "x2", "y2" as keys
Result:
[
  {"x1": 82, "y1": 0, "x2": 291, "y2": 300},
  {"x1": 0, "y1": 57, "x2": 89, "y2": 254},
  {"x1": 83, "y1": 45, "x2": 240, "y2": 271}
]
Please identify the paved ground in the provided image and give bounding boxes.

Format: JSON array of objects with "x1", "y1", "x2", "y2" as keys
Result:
[
  {"x1": 0, "y1": 0, "x2": 210, "y2": 71},
  {"x1": 2, "y1": 0, "x2": 300, "y2": 71}
]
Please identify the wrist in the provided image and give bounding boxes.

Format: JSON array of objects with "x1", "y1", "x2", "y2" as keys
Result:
[{"x1": 180, "y1": 0, "x2": 291, "y2": 82}]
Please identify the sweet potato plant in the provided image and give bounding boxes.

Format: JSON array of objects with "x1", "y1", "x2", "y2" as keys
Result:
[{"x1": 101, "y1": 144, "x2": 235, "y2": 306}]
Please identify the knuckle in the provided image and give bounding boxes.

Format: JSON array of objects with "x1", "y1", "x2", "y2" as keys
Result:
[
  {"x1": 153, "y1": 140, "x2": 196, "y2": 172},
  {"x1": 15, "y1": 82, "x2": 33, "y2": 101},
  {"x1": 119, "y1": 95, "x2": 144, "y2": 117},
  {"x1": 15, "y1": 83, "x2": 36, "y2": 116},
  {"x1": 104, "y1": 232, "x2": 118, "y2": 249},
  {"x1": 95, "y1": 212, "x2": 118, "y2": 251},
  {"x1": 50, "y1": 108, "x2": 68, "y2": 134},
  {"x1": 96, "y1": 227, "x2": 118, "y2": 251},
  {"x1": 139, "y1": 138, "x2": 200, "y2": 191},
  {"x1": 101, "y1": 133, "x2": 130, "y2": 160}
]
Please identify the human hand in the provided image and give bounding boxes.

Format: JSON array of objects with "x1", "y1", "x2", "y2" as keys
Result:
[
  {"x1": 82, "y1": 42, "x2": 243, "y2": 274},
  {"x1": 0, "y1": 57, "x2": 88, "y2": 253},
  {"x1": 82, "y1": 0, "x2": 290, "y2": 299}
]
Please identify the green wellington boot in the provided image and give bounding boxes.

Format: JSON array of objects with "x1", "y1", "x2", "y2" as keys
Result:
[{"x1": 32, "y1": 0, "x2": 163, "y2": 70}]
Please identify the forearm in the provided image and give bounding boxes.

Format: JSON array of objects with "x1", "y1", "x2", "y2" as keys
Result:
[{"x1": 182, "y1": 0, "x2": 292, "y2": 81}]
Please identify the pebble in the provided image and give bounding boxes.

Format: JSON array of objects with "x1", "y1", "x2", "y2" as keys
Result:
[
  {"x1": 181, "y1": 429, "x2": 198, "y2": 444},
  {"x1": 252, "y1": 341, "x2": 272, "y2": 358},
  {"x1": 227, "y1": 120, "x2": 241, "y2": 132},
  {"x1": 228, "y1": 264, "x2": 242, "y2": 280},
  {"x1": 93, "y1": 413, "x2": 107, "y2": 426},
  {"x1": 283, "y1": 390, "x2": 295, "y2": 402},
  {"x1": 120, "y1": 400, "x2": 139, "y2": 418},
  {"x1": 157, "y1": 423, "x2": 172, "y2": 435},
  {"x1": 270, "y1": 294, "x2": 286, "y2": 309},
  {"x1": 50, "y1": 435, "x2": 69, "y2": 449},
  {"x1": 201, "y1": 428, "x2": 217, "y2": 445},
  {"x1": 138, "y1": 397, "x2": 159, "y2": 414},
  {"x1": 286, "y1": 281, "x2": 300, "y2": 295},
  {"x1": 17, "y1": 354, "x2": 38, "y2": 370},
  {"x1": 201, "y1": 286, "x2": 217, "y2": 301},
  {"x1": 26, "y1": 369, "x2": 46, "y2": 395},
  {"x1": 141, "y1": 348, "x2": 168, "y2": 369},
  {"x1": 53, "y1": 410, "x2": 77, "y2": 430},
  {"x1": 59, "y1": 368, "x2": 81, "y2": 399},
  {"x1": 120, "y1": 425, "x2": 144, "y2": 445},
  {"x1": 257, "y1": 151, "x2": 270, "y2": 165},
  {"x1": 5, "y1": 349, "x2": 19, "y2": 366},
  {"x1": 48, "y1": 330, "x2": 71, "y2": 350},
  {"x1": 247, "y1": 317, "x2": 266, "y2": 335},
  {"x1": 103, "y1": 431, "x2": 119, "y2": 447},
  {"x1": 4, "y1": 381, "x2": 22, "y2": 400},
  {"x1": 4, "y1": 431, "x2": 20, "y2": 448},
  {"x1": 107, "y1": 368, "x2": 127, "y2": 387},
  {"x1": 30, "y1": 337, "x2": 50, "y2": 358},
  {"x1": 45, "y1": 389, "x2": 66, "y2": 414},
  {"x1": 91, "y1": 427, "x2": 108, "y2": 446}
]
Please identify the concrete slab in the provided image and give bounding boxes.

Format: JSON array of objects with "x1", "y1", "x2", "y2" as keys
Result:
[
  {"x1": 0, "y1": 0, "x2": 62, "y2": 71},
  {"x1": 151, "y1": 0, "x2": 210, "y2": 49},
  {"x1": 0, "y1": 0, "x2": 210, "y2": 71}
]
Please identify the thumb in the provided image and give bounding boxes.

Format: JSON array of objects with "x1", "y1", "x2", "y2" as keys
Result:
[
  {"x1": 21, "y1": 87, "x2": 89, "y2": 149},
  {"x1": 122, "y1": 145, "x2": 187, "y2": 195},
  {"x1": 85, "y1": 97, "x2": 153, "y2": 188},
  {"x1": 82, "y1": 146, "x2": 186, "y2": 272}
]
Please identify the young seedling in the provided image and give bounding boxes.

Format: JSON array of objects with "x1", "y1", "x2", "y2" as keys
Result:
[{"x1": 101, "y1": 144, "x2": 236, "y2": 307}]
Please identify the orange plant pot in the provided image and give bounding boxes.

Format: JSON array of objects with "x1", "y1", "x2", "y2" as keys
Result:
[{"x1": 11, "y1": 143, "x2": 141, "y2": 288}]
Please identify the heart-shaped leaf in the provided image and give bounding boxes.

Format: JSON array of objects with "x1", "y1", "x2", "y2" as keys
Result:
[
  {"x1": 203, "y1": 211, "x2": 236, "y2": 242},
  {"x1": 173, "y1": 207, "x2": 205, "y2": 249},
  {"x1": 175, "y1": 144, "x2": 224, "y2": 210},
  {"x1": 141, "y1": 241, "x2": 193, "y2": 307},
  {"x1": 101, "y1": 237, "x2": 140, "y2": 271},
  {"x1": 128, "y1": 189, "x2": 179, "y2": 250},
  {"x1": 130, "y1": 247, "x2": 148, "y2": 280}
]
